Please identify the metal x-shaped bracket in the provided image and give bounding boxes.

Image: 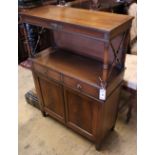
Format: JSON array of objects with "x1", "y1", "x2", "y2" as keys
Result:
[
  {"x1": 31, "y1": 27, "x2": 45, "y2": 57},
  {"x1": 107, "y1": 31, "x2": 127, "y2": 82}
]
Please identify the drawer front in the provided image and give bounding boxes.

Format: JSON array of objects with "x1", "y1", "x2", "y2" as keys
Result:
[
  {"x1": 22, "y1": 16, "x2": 50, "y2": 28},
  {"x1": 63, "y1": 76, "x2": 99, "y2": 99},
  {"x1": 33, "y1": 63, "x2": 61, "y2": 82}
]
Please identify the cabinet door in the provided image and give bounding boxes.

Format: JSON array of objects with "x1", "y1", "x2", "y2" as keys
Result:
[
  {"x1": 64, "y1": 87, "x2": 99, "y2": 140},
  {"x1": 38, "y1": 77, "x2": 65, "y2": 123}
]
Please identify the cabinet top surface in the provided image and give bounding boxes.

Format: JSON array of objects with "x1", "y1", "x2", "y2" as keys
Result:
[{"x1": 20, "y1": 5, "x2": 133, "y2": 32}]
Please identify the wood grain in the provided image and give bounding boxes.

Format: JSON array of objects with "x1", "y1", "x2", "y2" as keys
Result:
[{"x1": 20, "y1": 5, "x2": 133, "y2": 33}]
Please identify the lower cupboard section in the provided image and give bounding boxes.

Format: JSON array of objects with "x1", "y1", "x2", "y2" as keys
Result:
[{"x1": 33, "y1": 73, "x2": 121, "y2": 150}]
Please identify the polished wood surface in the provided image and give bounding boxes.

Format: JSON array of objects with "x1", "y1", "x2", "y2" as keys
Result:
[
  {"x1": 32, "y1": 47, "x2": 124, "y2": 100},
  {"x1": 64, "y1": 87, "x2": 99, "y2": 140},
  {"x1": 95, "y1": 84, "x2": 121, "y2": 149},
  {"x1": 39, "y1": 77, "x2": 65, "y2": 123},
  {"x1": 53, "y1": 30, "x2": 124, "y2": 62},
  {"x1": 31, "y1": 46, "x2": 124, "y2": 150},
  {"x1": 20, "y1": 6, "x2": 133, "y2": 84},
  {"x1": 32, "y1": 47, "x2": 102, "y2": 85},
  {"x1": 32, "y1": 60, "x2": 122, "y2": 149},
  {"x1": 21, "y1": 6, "x2": 133, "y2": 150},
  {"x1": 31, "y1": 44, "x2": 124, "y2": 150},
  {"x1": 20, "y1": 5, "x2": 133, "y2": 34}
]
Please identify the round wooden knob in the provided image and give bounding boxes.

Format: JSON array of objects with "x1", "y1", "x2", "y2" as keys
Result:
[{"x1": 77, "y1": 83, "x2": 82, "y2": 90}]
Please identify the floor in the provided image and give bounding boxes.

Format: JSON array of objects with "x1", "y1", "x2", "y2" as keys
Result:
[{"x1": 18, "y1": 66, "x2": 137, "y2": 155}]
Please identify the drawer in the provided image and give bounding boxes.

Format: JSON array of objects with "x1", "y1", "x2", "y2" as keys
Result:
[
  {"x1": 33, "y1": 63, "x2": 61, "y2": 82},
  {"x1": 22, "y1": 16, "x2": 50, "y2": 28},
  {"x1": 63, "y1": 76, "x2": 99, "y2": 99}
]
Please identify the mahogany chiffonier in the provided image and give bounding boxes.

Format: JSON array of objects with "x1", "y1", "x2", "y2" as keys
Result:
[{"x1": 20, "y1": 5, "x2": 133, "y2": 150}]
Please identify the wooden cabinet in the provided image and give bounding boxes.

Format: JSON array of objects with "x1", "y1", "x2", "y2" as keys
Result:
[
  {"x1": 31, "y1": 48, "x2": 124, "y2": 149},
  {"x1": 20, "y1": 5, "x2": 133, "y2": 150}
]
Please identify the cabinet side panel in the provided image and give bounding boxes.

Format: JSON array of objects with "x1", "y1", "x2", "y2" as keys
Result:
[
  {"x1": 103, "y1": 85, "x2": 121, "y2": 133},
  {"x1": 95, "y1": 85, "x2": 121, "y2": 149},
  {"x1": 32, "y1": 71, "x2": 44, "y2": 111}
]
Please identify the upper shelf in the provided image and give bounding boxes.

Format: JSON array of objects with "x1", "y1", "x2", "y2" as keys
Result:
[{"x1": 20, "y1": 5, "x2": 133, "y2": 37}]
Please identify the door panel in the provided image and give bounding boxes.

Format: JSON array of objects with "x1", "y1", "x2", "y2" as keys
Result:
[
  {"x1": 64, "y1": 87, "x2": 99, "y2": 140},
  {"x1": 38, "y1": 77, "x2": 65, "y2": 122}
]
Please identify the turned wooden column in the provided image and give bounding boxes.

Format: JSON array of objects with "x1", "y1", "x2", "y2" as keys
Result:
[{"x1": 102, "y1": 42, "x2": 109, "y2": 86}]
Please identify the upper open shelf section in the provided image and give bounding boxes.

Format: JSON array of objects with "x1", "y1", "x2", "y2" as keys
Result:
[{"x1": 20, "y1": 5, "x2": 133, "y2": 83}]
